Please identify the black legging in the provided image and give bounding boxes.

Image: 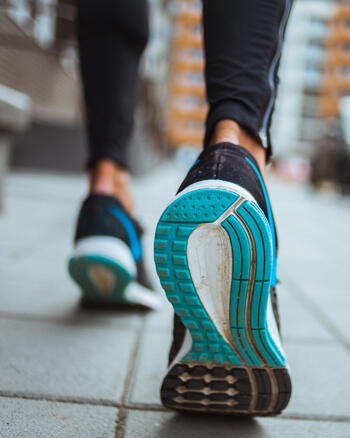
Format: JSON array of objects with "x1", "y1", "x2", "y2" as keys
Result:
[{"x1": 77, "y1": 0, "x2": 293, "y2": 170}]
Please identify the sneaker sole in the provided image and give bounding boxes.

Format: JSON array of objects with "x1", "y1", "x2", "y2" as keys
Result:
[
  {"x1": 154, "y1": 180, "x2": 292, "y2": 415},
  {"x1": 69, "y1": 236, "x2": 136, "y2": 305}
]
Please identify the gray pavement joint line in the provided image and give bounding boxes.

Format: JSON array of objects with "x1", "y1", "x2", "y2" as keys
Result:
[
  {"x1": 282, "y1": 273, "x2": 350, "y2": 352},
  {"x1": 0, "y1": 391, "x2": 122, "y2": 407},
  {"x1": 125, "y1": 404, "x2": 350, "y2": 424},
  {"x1": 280, "y1": 413, "x2": 350, "y2": 424},
  {"x1": 0, "y1": 311, "x2": 142, "y2": 333},
  {"x1": 281, "y1": 336, "x2": 335, "y2": 346},
  {"x1": 114, "y1": 317, "x2": 147, "y2": 438},
  {"x1": 1, "y1": 392, "x2": 350, "y2": 424}
]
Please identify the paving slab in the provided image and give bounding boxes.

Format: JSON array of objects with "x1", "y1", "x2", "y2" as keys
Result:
[
  {"x1": 279, "y1": 272, "x2": 350, "y2": 345},
  {"x1": 271, "y1": 284, "x2": 335, "y2": 342},
  {"x1": 272, "y1": 184, "x2": 350, "y2": 346},
  {"x1": 0, "y1": 221, "x2": 54, "y2": 248},
  {"x1": 318, "y1": 308, "x2": 350, "y2": 345},
  {"x1": 271, "y1": 185, "x2": 350, "y2": 261},
  {"x1": 0, "y1": 254, "x2": 15, "y2": 270},
  {"x1": 285, "y1": 343, "x2": 350, "y2": 418},
  {"x1": 0, "y1": 397, "x2": 117, "y2": 438},
  {"x1": 0, "y1": 276, "x2": 145, "y2": 329},
  {"x1": 280, "y1": 257, "x2": 350, "y2": 299},
  {"x1": 0, "y1": 318, "x2": 136, "y2": 403},
  {"x1": 124, "y1": 409, "x2": 350, "y2": 438},
  {"x1": 144, "y1": 298, "x2": 174, "y2": 331},
  {"x1": 128, "y1": 330, "x2": 170, "y2": 406}
]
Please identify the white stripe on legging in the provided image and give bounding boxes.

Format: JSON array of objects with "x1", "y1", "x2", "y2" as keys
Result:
[{"x1": 259, "y1": 0, "x2": 292, "y2": 148}]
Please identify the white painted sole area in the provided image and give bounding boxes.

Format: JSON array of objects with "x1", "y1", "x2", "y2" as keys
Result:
[
  {"x1": 187, "y1": 222, "x2": 234, "y2": 347},
  {"x1": 88, "y1": 266, "x2": 116, "y2": 297},
  {"x1": 73, "y1": 236, "x2": 161, "y2": 310},
  {"x1": 124, "y1": 282, "x2": 162, "y2": 310},
  {"x1": 73, "y1": 236, "x2": 137, "y2": 278},
  {"x1": 266, "y1": 295, "x2": 286, "y2": 361}
]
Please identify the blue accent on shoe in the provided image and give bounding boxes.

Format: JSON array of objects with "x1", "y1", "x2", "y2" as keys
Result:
[
  {"x1": 188, "y1": 159, "x2": 200, "y2": 173},
  {"x1": 154, "y1": 187, "x2": 286, "y2": 368},
  {"x1": 109, "y1": 206, "x2": 143, "y2": 262},
  {"x1": 245, "y1": 158, "x2": 277, "y2": 287},
  {"x1": 78, "y1": 207, "x2": 86, "y2": 220}
]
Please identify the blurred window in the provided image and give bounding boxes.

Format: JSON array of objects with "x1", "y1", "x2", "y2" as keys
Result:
[{"x1": 7, "y1": 0, "x2": 57, "y2": 48}]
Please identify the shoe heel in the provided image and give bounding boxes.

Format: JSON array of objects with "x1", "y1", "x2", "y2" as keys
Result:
[
  {"x1": 69, "y1": 236, "x2": 136, "y2": 304},
  {"x1": 155, "y1": 180, "x2": 292, "y2": 415}
]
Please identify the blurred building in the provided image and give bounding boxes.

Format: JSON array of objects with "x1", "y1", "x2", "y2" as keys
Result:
[
  {"x1": 1, "y1": 0, "x2": 79, "y2": 125},
  {"x1": 166, "y1": 0, "x2": 205, "y2": 148},
  {"x1": 3, "y1": 0, "x2": 350, "y2": 173},
  {"x1": 319, "y1": 5, "x2": 350, "y2": 120},
  {"x1": 271, "y1": 0, "x2": 337, "y2": 158},
  {"x1": 128, "y1": 0, "x2": 173, "y2": 173}
]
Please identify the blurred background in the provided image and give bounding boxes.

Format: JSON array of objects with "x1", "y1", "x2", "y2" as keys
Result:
[
  {"x1": 1, "y1": 0, "x2": 350, "y2": 198},
  {"x1": 0, "y1": 2, "x2": 350, "y2": 435}
]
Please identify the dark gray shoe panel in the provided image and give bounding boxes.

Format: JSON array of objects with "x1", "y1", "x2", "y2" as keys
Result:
[{"x1": 177, "y1": 143, "x2": 268, "y2": 220}]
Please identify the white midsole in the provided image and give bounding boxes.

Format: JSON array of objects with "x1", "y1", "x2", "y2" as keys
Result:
[
  {"x1": 169, "y1": 328, "x2": 193, "y2": 370},
  {"x1": 73, "y1": 236, "x2": 137, "y2": 278},
  {"x1": 266, "y1": 295, "x2": 286, "y2": 360},
  {"x1": 187, "y1": 221, "x2": 235, "y2": 349},
  {"x1": 124, "y1": 282, "x2": 162, "y2": 310}
]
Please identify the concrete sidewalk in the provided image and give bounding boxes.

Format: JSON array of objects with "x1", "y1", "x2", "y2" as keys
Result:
[{"x1": 0, "y1": 162, "x2": 349, "y2": 437}]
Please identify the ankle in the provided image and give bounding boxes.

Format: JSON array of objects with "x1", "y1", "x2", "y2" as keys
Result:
[
  {"x1": 89, "y1": 160, "x2": 133, "y2": 213},
  {"x1": 208, "y1": 120, "x2": 266, "y2": 179}
]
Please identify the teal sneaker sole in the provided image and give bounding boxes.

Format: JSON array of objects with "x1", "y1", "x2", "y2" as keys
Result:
[
  {"x1": 155, "y1": 181, "x2": 292, "y2": 415},
  {"x1": 69, "y1": 255, "x2": 133, "y2": 304}
]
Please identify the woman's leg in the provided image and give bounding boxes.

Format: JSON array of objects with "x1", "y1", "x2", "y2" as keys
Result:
[
  {"x1": 203, "y1": 0, "x2": 293, "y2": 174},
  {"x1": 156, "y1": 0, "x2": 295, "y2": 416},
  {"x1": 77, "y1": 0, "x2": 149, "y2": 211},
  {"x1": 69, "y1": 0, "x2": 158, "y2": 307}
]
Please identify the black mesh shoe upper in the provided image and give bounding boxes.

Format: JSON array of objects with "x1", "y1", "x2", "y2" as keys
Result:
[
  {"x1": 74, "y1": 194, "x2": 153, "y2": 289},
  {"x1": 75, "y1": 195, "x2": 138, "y2": 250},
  {"x1": 168, "y1": 313, "x2": 187, "y2": 366},
  {"x1": 177, "y1": 143, "x2": 268, "y2": 220}
]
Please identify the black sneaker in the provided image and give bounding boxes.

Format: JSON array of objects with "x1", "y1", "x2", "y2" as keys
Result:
[
  {"x1": 69, "y1": 194, "x2": 160, "y2": 309},
  {"x1": 154, "y1": 143, "x2": 292, "y2": 415}
]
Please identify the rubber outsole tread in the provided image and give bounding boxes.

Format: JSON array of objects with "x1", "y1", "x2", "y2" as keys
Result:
[
  {"x1": 69, "y1": 255, "x2": 132, "y2": 304},
  {"x1": 161, "y1": 363, "x2": 289, "y2": 415}
]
